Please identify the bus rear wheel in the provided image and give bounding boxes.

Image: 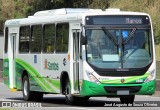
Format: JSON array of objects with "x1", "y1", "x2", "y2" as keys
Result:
[
  {"x1": 120, "y1": 95, "x2": 135, "y2": 104},
  {"x1": 22, "y1": 75, "x2": 43, "y2": 101}
]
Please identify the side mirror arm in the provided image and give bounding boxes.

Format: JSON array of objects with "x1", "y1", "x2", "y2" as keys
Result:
[{"x1": 81, "y1": 34, "x2": 87, "y2": 45}]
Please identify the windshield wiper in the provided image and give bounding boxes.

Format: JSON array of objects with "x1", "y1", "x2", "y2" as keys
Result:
[
  {"x1": 101, "y1": 27, "x2": 118, "y2": 46},
  {"x1": 123, "y1": 27, "x2": 137, "y2": 44}
]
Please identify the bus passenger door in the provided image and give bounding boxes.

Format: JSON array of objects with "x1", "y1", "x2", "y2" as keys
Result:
[
  {"x1": 73, "y1": 30, "x2": 81, "y2": 93},
  {"x1": 8, "y1": 27, "x2": 18, "y2": 89}
]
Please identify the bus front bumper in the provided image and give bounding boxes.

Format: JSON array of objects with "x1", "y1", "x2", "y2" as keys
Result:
[{"x1": 80, "y1": 80, "x2": 156, "y2": 96}]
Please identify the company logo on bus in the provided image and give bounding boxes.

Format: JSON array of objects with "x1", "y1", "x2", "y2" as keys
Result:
[
  {"x1": 44, "y1": 59, "x2": 59, "y2": 70},
  {"x1": 121, "y1": 79, "x2": 125, "y2": 83}
]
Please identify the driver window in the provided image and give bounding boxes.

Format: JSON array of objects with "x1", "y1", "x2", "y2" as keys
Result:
[{"x1": 90, "y1": 30, "x2": 106, "y2": 58}]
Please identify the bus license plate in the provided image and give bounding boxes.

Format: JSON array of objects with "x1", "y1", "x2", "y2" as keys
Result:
[{"x1": 117, "y1": 90, "x2": 129, "y2": 95}]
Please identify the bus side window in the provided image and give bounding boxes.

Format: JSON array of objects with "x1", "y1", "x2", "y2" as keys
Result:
[
  {"x1": 19, "y1": 26, "x2": 30, "y2": 53},
  {"x1": 56, "y1": 23, "x2": 69, "y2": 53},
  {"x1": 30, "y1": 25, "x2": 42, "y2": 53},
  {"x1": 4, "y1": 27, "x2": 8, "y2": 53},
  {"x1": 43, "y1": 24, "x2": 55, "y2": 53}
]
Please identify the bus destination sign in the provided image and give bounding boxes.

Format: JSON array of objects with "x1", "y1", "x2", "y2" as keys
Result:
[
  {"x1": 126, "y1": 18, "x2": 142, "y2": 24},
  {"x1": 86, "y1": 15, "x2": 150, "y2": 25}
]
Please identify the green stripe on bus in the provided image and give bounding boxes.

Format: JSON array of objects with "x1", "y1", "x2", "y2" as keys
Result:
[
  {"x1": 17, "y1": 60, "x2": 53, "y2": 92},
  {"x1": 16, "y1": 58, "x2": 59, "y2": 93},
  {"x1": 100, "y1": 73, "x2": 149, "y2": 84},
  {"x1": 3, "y1": 58, "x2": 10, "y2": 87}
]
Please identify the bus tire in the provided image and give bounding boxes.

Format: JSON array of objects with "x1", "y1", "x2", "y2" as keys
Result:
[
  {"x1": 65, "y1": 79, "x2": 77, "y2": 104},
  {"x1": 22, "y1": 75, "x2": 43, "y2": 101},
  {"x1": 120, "y1": 95, "x2": 135, "y2": 104},
  {"x1": 22, "y1": 75, "x2": 34, "y2": 101}
]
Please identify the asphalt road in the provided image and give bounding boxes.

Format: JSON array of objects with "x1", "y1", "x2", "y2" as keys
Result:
[{"x1": 0, "y1": 83, "x2": 160, "y2": 110}]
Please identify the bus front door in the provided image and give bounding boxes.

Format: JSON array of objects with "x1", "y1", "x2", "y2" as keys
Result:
[{"x1": 73, "y1": 30, "x2": 81, "y2": 93}]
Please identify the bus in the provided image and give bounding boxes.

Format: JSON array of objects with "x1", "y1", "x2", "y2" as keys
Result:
[
  {"x1": 3, "y1": 8, "x2": 156, "y2": 104},
  {"x1": 0, "y1": 32, "x2": 4, "y2": 59}
]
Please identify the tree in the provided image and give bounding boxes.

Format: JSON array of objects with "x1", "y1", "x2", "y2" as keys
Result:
[
  {"x1": 14, "y1": 0, "x2": 34, "y2": 18},
  {"x1": 1, "y1": 0, "x2": 15, "y2": 19},
  {"x1": 89, "y1": 0, "x2": 109, "y2": 10},
  {"x1": 0, "y1": 0, "x2": 15, "y2": 32},
  {"x1": 0, "y1": 0, "x2": 2, "y2": 32},
  {"x1": 28, "y1": 0, "x2": 109, "y2": 15}
]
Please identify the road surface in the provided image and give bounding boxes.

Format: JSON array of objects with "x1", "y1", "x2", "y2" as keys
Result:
[
  {"x1": 0, "y1": 83, "x2": 160, "y2": 110},
  {"x1": 0, "y1": 68, "x2": 160, "y2": 110}
]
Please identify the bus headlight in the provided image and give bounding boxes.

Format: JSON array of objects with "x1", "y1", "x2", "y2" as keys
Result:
[
  {"x1": 86, "y1": 71, "x2": 100, "y2": 84},
  {"x1": 144, "y1": 69, "x2": 155, "y2": 83}
]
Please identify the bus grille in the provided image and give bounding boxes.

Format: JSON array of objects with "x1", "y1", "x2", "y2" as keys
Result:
[{"x1": 104, "y1": 86, "x2": 142, "y2": 94}]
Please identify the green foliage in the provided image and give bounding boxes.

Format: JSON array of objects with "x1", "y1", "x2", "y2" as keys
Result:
[
  {"x1": 0, "y1": 0, "x2": 15, "y2": 32},
  {"x1": 0, "y1": 0, "x2": 2, "y2": 32},
  {"x1": 1, "y1": 0, "x2": 15, "y2": 19},
  {"x1": 25, "y1": 0, "x2": 109, "y2": 15},
  {"x1": 14, "y1": 0, "x2": 34, "y2": 18},
  {"x1": 89, "y1": 0, "x2": 109, "y2": 10}
]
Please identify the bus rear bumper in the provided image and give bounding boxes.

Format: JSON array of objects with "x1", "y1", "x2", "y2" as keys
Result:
[{"x1": 80, "y1": 80, "x2": 156, "y2": 96}]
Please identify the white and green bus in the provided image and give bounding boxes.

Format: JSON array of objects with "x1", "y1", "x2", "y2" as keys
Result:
[{"x1": 3, "y1": 8, "x2": 156, "y2": 104}]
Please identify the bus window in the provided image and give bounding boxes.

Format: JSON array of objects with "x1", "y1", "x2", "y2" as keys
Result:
[
  {"x1": 43, "y1": 24, "x2": 55, "y2": 53},
  {"x1": 4, "y1": 27, "x2": 8, "y2": 53},
  {"x1": 56, "y1": 23, "x2": 69, "y2": 53},
  {"x1": 19, "y1": 26, "x2": 30, "y2": 53},
  {"x1": 30, "y1": 25, "x2": 42, "y2": 53}
]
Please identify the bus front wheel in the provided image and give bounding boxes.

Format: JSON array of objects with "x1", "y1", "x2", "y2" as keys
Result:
[
  {"x1": 120, "y1": 95, "x2": 135, "y2": 104},
  {"x1": 22, "y1": 75, "x2": 43, "y2": 101},
  {"x1": 65, "y1": 79, "x2": 90, "y2": 104},
  {"x1": 65, "y1": 79, "x2": 77, "y2": 104}
]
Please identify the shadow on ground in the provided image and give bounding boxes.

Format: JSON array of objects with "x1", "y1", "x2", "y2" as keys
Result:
[{"x1": 6, "y1": 97, "x2": 120, "y2": 107}]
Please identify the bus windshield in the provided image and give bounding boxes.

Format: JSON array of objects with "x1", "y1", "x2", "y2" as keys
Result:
[{"x1": 86, "y1": 28, "x2": 152, "y2": 69}]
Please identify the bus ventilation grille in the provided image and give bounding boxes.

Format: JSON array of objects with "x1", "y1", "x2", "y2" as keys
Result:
[{"x1": 104, "y1": 86, "x2": 142, "y2": 94}]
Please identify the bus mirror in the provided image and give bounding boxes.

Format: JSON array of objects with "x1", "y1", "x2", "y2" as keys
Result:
[{"x1": 81, "y1": 35, "x2": 87, "y2": 45}]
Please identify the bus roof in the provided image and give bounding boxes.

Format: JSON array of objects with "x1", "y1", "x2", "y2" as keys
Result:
[{"x1": 5, "y1": 8, "x2": 150, "y2": 27}]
